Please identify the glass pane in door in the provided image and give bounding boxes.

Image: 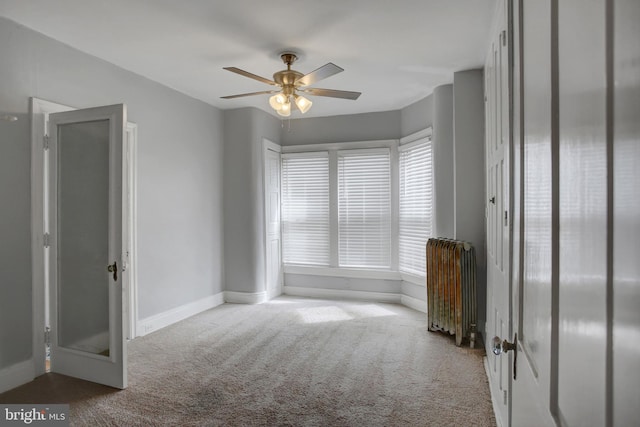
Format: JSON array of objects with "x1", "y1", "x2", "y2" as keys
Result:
[{"x1": 57, "y1": 119, "x2": 110, "y2": 356}]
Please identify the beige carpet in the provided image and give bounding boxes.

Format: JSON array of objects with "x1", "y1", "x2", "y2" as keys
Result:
[{"x1": 1, "y1": 296, "x2": 496, "y2": 426}]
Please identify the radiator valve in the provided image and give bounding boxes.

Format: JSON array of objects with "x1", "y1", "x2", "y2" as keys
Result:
[{"x1": 469, "y1": 323, "x2": 477, "y2": 348}]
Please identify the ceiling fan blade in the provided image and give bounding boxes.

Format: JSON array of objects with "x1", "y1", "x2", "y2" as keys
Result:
[
  {"x1": 221, "y1": 90, "x2": 279, "y2": 99},
  {"x1": 295, "y1": 63, "x2": 344, "y2": 87},
  {"x1": 302, "y1": 88, "x2": 361, "y2": 100},
  {"x1": 223, "y1": 67, "x2": 278, "y2": 86}
]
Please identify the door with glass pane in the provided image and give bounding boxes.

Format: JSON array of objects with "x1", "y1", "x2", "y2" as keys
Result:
[{"x1": 48, "y1": 104, "x2": 127, "y2": 389}]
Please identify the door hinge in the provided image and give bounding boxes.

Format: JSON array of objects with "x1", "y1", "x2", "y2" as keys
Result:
[
  {"x1": 43, "y1": 135, "x2": 50, "y2": 150},
  {"x1": 501, "y1": 30, "x2": 507, "y2": 46},
  {"x1": 44, "y1": 232, "x2": 50, "y2": 248},
  {"x1": 44, "y1": 327, "x2": 51, "y2": 345},
  {"x1": 504, "y1": 210, "x2": 508, "y2": 226}
]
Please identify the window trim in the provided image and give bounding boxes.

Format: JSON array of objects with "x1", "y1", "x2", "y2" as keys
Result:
[
  {"x1": 399, "y1": 127, "x2": 432, "y2": 146},
  {"x1": 281, "y1": 139, "x2": 398, "y2": 154}
]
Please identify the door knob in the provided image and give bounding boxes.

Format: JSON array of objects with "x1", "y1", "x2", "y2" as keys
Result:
[
  {"x1": 492, "y1": 335, "x2": 516, "y2": 355},
  {"x1": 489, "y1": 196, "x2": 496, "y2": 204},
  {"x1": 107, "y1": 261, "x2": 118, "y2": 282},
  {"x1": 492, "y1": 333, "x2": 517, "y2": 380}
]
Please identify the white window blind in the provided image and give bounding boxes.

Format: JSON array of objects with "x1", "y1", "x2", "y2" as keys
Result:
[
  {"x1": 399, "y1": 139, "x2": 433, "y2": 275},
  {"x1": 338, "y1": 149, "x2": 391, "y2": 268},
  {"x1": 281, "y1": 153, "x2": 330, "y2": 266}
]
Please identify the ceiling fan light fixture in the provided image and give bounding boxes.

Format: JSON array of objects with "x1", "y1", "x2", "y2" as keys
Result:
[
  {"x1": 269, "y1": 93, "x2": 287, "y2": 110},
  {"x1": 294, "y1": 94, "x2": 313, "y2": 114},
  {"x1": 276, "y1": 100, "x2": 291, "y2": 117}
]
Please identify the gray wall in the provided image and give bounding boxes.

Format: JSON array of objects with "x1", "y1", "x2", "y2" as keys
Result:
[
  {"x1": 280, "y1": 111, "x2": 401, "y2": 146},
  {"x1": 401, "y1": 94, "x2": 433, "y2": 137},
  {"x1": 0, "y1": 17, "x2": 224, "y2": 370},
  {"x1": 452, "y1": 69, "x2": 486, "y2": 337},
  {"x1": 223, "y1": 107, "x2": 280, "y2": 294},
  {"x1": 432, "y1": 85, "x2": 455, "y2": 238},
  {"x1": 0, "y1": 18, "x2": 33, "y2": 369}
]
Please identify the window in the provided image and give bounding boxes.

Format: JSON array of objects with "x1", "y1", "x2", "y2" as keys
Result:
[
  {"x1": 281, "y1": 153, "x2": 330, "y2": 265},
  {"x1": 399, "y1": 138, "x2": 433, "y2": 275},
  {"x1": 338, "y1": 149, "x2": 391, "y2": 269},
  {"x1": 280, "y1": 131, "x2": 433, "y2": 280}
]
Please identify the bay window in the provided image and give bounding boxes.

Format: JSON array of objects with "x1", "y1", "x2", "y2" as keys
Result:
[{"x1": 281, "y1": 131, "x2": 433, "y2": 281}]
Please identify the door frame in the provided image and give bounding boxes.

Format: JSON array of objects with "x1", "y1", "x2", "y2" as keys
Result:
[
  {"x1": 30, "y1": 98, "x2": 138, "y2": 378},
  {"x1": 262, "y1": 138, "x2": 282, "y2": 300},
  {"x1": 31, "y1": 98, "x2": 74, "y2": 377}
]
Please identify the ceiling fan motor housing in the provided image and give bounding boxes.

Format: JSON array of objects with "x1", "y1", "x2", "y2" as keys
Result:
[
  {"x1": 274, "y1": 70, "x2": 303, "y2": 95},
  {"x1": 274, "y1": 53, "x2": 303, "y2": 96}
]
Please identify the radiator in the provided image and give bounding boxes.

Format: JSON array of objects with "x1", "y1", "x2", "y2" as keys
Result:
[{"x1": 426, "y1": 238, "x2": 477, "y2": 347}]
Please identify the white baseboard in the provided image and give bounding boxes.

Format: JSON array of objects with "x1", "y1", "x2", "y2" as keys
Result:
[
  {"x1": 284, "y1": 286, "x2": 402, "y2": 304},
  {"x1": 0, "y1": 359, "x2": 34, "y2": 394},
  {"x1": 401, "y1": 294, "x2": 427, "y2": 313},
  {"x1": 137, "y1": 292, "x2": 224, "y2": 337},
  {"x1": 224, "y1": 291, "x2": 268, "y2": 304},
  {"x1": 484, "y1": 356, "x2": 504, "y2": 427}
]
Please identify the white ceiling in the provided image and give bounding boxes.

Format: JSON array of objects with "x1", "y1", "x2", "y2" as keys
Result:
[{"x1": 0, "y1": 0, "x2": 497, "y2": 118}]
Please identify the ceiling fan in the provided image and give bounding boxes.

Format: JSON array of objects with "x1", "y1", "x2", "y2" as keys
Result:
[{"x1": 221, "y1": 52, "x2": 361, "y2": 116}]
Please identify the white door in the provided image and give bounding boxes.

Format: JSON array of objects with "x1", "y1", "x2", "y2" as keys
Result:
[
  {"x1": 264, "y1": 144, "x2": 282, "y2": 299},
  {"x1": 510, "y1": 0, "x2": 557, "y2": 425},
  {"x1": 48, "y1": 104, "x2": 127, "y2": 389},
  {"x1": 484, "y1": 0, "x2": 512, "y2": 424}
]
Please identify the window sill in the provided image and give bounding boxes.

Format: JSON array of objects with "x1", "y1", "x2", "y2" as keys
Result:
[
  {"x1": 284, "y1": 265, "x2": 425, "y2": 285},
  {"x1": 400, "y1": 272, "x2": 426, "y2": 286}
]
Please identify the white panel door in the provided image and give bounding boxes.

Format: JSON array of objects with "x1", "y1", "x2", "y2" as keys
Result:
[
  {"x1": 484, "y1": 0, "x2": 512, "y2": 424},
  {"x1": 512, "y1": 1, "x2": 640, "y2": 425},
  {"x1": 511, "y1": 0, "x2": 556, "y2": 425},
  {"x1": 48, "y1": 104, "x2": 127, "y2": 389},
  {"x1": 265, "y1": 147, "x2": 282, "y2": 299}
]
